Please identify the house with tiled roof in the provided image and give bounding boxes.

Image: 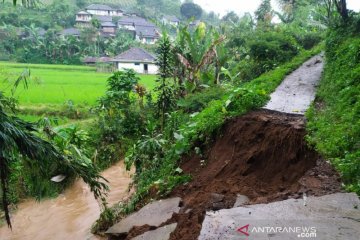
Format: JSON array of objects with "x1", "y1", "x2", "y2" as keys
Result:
[
  {"x1": 118, "y1": 16, "x2": 160, "y2": 44},
  {"x1": 76, "y1": 4, "x2": 122, "y2": 27},
  {"x1": 76, "y1": 11, "x2": 92, "y2": 24},
  {"x1": 74, "y1": 5, "x2": 160, "y2": 44},
  {"x1": 162, "y1": 15, "x2": 181, "y2": 26},
  {"x1": 59, "y1": 28, "x2": 81, "y2": 37},
  {"x1": 112, "y1": 47, "x2": 158, "y2": 74},
  {"x1": 101, "y1": 22, "x2": 117, "y2": 35},
  {"x1": 83, "y1": 56, "x2": 113, "y2": 65},
  {"x1": 85, "y1": 4, "x2": 123, "y2": 17}
]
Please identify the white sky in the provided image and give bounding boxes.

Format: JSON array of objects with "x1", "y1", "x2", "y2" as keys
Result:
[{"x1": 193, "y1": 0, "x2": 360, "y2": 17}]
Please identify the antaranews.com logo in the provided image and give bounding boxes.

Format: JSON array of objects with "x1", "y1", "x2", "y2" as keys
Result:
[{"x1": 237, "y1": 224, "x2": 317, "y2": 238}]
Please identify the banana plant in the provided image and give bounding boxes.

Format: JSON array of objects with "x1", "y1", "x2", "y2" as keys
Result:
[{"x1": 175, "y1": 23, "x2": 226, "y2": 92}]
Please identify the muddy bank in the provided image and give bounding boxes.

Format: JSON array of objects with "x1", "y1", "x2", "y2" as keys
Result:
[
  {"x1": 161, "y1": 110, "x2": 343, "y2": 240},
  {"x1": 0, "y1": 162, "x2": 132, "y2": 240}
]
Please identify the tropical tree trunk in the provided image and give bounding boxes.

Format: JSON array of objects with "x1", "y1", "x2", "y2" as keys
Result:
[
  {"x1": 0, "y1": 156, "x2": 11, "y2": 228},
  {"x1": 335, "y1": 0, "x2": 348, "y2": 21}
]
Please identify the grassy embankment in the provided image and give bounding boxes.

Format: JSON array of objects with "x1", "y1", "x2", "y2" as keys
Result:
[
  {"x1": 306, "y1": 21, "x2": 360, "y2": 194},
  {"x1": 0, "y1": 61, "x2": 157, "y2": 125}
]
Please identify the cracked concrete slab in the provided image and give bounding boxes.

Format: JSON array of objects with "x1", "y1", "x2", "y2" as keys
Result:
[
  {"x1": 199, "y1": 193, "x2": 360, "y2": 240},
  {"x1": 132, "y1": 223, "x2": 178, "y2": 240},
  {"x1": 106, "y1": 197, "x2": 181, "y2": 237},
  {"x1": 264, "y1": 54, "x2": 324, "y2": 114}
]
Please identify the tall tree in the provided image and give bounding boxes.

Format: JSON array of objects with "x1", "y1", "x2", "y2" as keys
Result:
[
  {"x1": 180, "y1": 2, "x2": 203, "y2": 20},
  {"x1": 276, "y1": 0, "x2": 296, "y2": 23},
  {"x1": 334, "y1": 0, "x2": 348, "y2": 20},
  {"x1": 255, "y1": 0, "x2": 273, "y2": 25},
  {"x1": 155, "y1": 32, "x2": 175, "y2": 130},
  {"x1": 222, "y1": 11, "x2": 240, "y2": 24}
]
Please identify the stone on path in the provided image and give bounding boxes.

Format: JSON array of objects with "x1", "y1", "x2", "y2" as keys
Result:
[
  {"x1": 233, "y1": 195, "x2": 249, "y2": 208},
  {"x1": 264, "y1": 54, "x2": 324, "y2": 114},
  {"x1": 132, "y1": 223, "x2": 178, "y2": 240},
  {"x1": 199, "y1": 193, "x2": 360, "y2": 240},
  {"x1": 106, "y1": 197, "x2": 181, "y2": 237}
]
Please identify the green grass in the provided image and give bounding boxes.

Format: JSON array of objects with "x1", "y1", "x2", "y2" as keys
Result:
[
  {"x1": 0, "y1": 62, "x2": 157, "y2": 106},
  {"x1": 306, "y1": 25, "x2": 360, "y2": 194}
]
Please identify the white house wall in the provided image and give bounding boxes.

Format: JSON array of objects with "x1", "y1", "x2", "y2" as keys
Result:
[
  {"x1": 76, "y1": 15, "x2": 92, "y2": 22},
  {"x1": 110, "y1": 11, "x2": 123, "y2": 16},
  {"x1": 119, "y1": 25, "x2": 136, "y2": 31},
  {"x1": 117, "y1": 62, "x2": 158, "y2": 75},
  {"x1": 87, "y1": 10, "x2": 108, "y2": 16},
  {"x1": 86, "y1": 9, "x2": 123, "y2": 17},
  {"x1": 136, "y1": 35, "x2": 157, "y2": 45},
  {"x1": 147, "y1": 64, "x2": 158, "y2": 74}
]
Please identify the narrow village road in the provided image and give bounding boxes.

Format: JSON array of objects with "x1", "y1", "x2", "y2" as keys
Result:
[{"x1": 264, "y1": 54, "x2": 324, "y2": 114}]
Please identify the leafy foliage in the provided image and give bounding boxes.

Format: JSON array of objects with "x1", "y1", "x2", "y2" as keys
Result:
[
  {"x1": 174, "y1": 23, "x2": 226, "y2": 91},
  {"x1": 306, "y1": 17, "x2": 360, "y2": 194},
  {"x1": 177, "y1": 87, "x2": 226, "y2": 113},
  {"x1": 255, "y1": 0, "x2": 273, "y2": 26},
  {"x1": 0, "y1": 73, "x2": 108, "y2": 228},
  {"x1": 92, "y1": 69, "x2": 149, "y2": 169},
  {"x1": 180, "y1": 2, "x2": 203, "y2": 20},
  {"x1": 155, "y1": 32, "x2": 176, "y2": 129}
]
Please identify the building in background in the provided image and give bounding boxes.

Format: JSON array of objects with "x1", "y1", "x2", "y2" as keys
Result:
[
  {"x1": 118, "y1": 16, "x2": 160, "y2": 44},
  {"x1": 112, "y1": 47, "x2": 158, "y2": 74},
  {"x1": 162, "y1": 15, "x2": 181, "y2": 27},
  {"x1": 85, "y1": 4, "x2": 123, "y2": 17}
]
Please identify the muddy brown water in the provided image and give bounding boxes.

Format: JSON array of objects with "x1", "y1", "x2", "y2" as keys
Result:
[{"x1": 0, "y1": 161, "x2": 132, "y2": 240}]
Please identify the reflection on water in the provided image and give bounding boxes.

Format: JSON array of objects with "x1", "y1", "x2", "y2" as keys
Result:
[{"x1": 0, "y1": 161, "x2": 132, "y2": 240}]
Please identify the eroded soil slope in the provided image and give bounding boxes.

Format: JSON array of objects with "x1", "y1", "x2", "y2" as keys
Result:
[{"x1": 166, "y1": 110, "x2": 342, "y2": 240}]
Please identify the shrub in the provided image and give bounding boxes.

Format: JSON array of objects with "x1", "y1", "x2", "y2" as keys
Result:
[
  {"x1": 248, "y1": 31, "x2": 300, "y2": 71},
  {"x1": 91, "y1": 70, "x2": 152, "y2": 170},
  {"x1": 177, "y1": 87, "x2": 226, "y2": 113},
  {"x1": 295, "y1": 31, "x2": 324, "y2": 50}
]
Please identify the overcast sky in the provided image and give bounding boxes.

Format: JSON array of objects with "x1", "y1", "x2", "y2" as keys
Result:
[{"x1": 193, "y1": 0, "x2": 360, "y2": 17}]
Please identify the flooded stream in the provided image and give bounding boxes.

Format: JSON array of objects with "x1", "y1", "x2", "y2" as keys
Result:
[{"x1": 0, "y1": 161, "x2": 132, "y2": 240}]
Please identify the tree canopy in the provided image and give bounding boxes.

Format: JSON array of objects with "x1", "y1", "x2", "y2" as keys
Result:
[{"x1": 180, "y1": 2, "x2": 203, "y2": 20}]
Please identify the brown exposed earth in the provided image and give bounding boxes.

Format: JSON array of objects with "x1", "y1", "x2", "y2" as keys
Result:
[
  {"x1": 123, "y1": 109, "x2": 343, "y2": 240},
  {"x1": 167, "y1": 110, "x2": 343, "y2": 240}
]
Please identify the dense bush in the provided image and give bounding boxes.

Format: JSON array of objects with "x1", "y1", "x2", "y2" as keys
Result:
[
  {"x1": 248, "y1": 31, "x2": 300, "y2": 65},
  {"x1": 306, "y1": 20, "x2": 360, "y2": 194},
  {"x1": 177, "y1": 87, "x2": 226, "y2": 113},
  {"x1": 233, "y1": 30, "x2": 302, "y2": 82},
  {"x1": 294, "y1": 31, "x2": 324, "y2": 50},
  {"x1": 90, "y1": 70, "x2": 153, "y2": 170}
]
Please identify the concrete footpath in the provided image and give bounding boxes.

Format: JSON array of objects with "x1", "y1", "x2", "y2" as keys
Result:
[
  {"x1": 264, "y1": 54, "x2": 324, "y2": 114},
  {"x1": 199, "y1": 193, "x2": 360, "y2": 240}
]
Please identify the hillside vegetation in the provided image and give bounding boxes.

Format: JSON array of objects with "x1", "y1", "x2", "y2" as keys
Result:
[{"x1": 307, "y1": 16, "x2": 360, "y2": 194}]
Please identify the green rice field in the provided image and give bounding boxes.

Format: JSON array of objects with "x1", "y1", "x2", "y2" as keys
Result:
[
  {"x1": 0, "y1": 61, "x2": 157, "y2": 125},
  {"x1": 0, "y1": 61, "x2": 157, "y2": 106}
]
